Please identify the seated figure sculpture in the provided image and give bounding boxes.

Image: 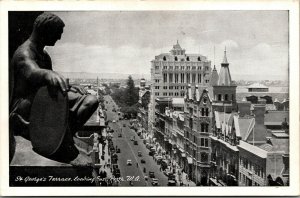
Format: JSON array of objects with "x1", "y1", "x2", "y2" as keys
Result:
[{"x1": 9, "y1": 13, "x2": 98, "y2": 166}]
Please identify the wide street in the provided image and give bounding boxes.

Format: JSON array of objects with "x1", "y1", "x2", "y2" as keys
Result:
[{"x1": 103, "y1": 95, "x2": 169, "y2": 186}]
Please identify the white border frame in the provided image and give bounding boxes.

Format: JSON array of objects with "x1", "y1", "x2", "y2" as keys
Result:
[{"x1": 0, "y1": 0, "x2": 299, "y2": 196}]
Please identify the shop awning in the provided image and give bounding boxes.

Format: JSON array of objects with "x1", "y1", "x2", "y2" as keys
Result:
[{"x1": 187, "y1": 157, "x2": 193, "y2": 164}]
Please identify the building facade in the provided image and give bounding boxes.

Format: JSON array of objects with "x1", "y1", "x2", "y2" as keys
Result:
[{"x1": 149, "y1": 41, "x2": 213, "y2": 139}]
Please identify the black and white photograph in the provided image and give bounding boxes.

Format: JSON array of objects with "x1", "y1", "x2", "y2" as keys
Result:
[{"x1": 0, "y1": 0, "x2": 299, "y2": 196}]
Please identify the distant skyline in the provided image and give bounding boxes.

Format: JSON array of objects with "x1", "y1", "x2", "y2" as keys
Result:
[{"x1": 46, "y1": 11, "x2": 289, "y2": 81}]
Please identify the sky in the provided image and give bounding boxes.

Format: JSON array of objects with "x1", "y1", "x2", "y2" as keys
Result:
[{"x1": 46, "y1": 11, "x2": 289, "y2": 81}]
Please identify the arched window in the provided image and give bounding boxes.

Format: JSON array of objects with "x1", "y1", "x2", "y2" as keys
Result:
[
  {"x1": 198, "y1": 56, "x2": 201, "y2": 61},
  {"x1": 163, "y1": 56, "x2": 166, "y2": 61},
  {"x1": 218, "y1": 94, "x2": 222, "y2": 101},
  {"x1": 225, "y1": 94, "x2": 228, "y2": 101},
  {"x1": 186, "y1": 56, "x2": 190, "y2": 61},
  {"x1": 175, "y1": 56, "x2": 178, "y2": 61}
]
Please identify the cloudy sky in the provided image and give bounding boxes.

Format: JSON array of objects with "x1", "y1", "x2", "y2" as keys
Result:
[{"x1": 46, "y1": 11, "x2": 288, "y2": 81}]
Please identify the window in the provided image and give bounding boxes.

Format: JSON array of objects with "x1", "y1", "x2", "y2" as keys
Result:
[
  {"x1": 175, "y1": 92, "x2": 179, "y2": 96},
  {"x1": 175, "y1": 74, "x2": 179, "y2": 83},
  {"x1": 186, "y1": 56, "x2": 190, "y2": 61},
  {"x1": 169, "y1": 92, "x2": 173, "y2": 96},
  {"x1": 225, "y1": 94, "x2": 228, "y2": 101},
  {"x1": 205, "y1": 138, "x2": 208, "y2": 147},
  {"x1": 169, "y1": 86, "x2": 173, "y2": 89},
  {"x1": 163, "y1": 92, "x2": 167, "y2": 96},
  {"x1": 175, "y1": 66, "x2": 179, "y2": 70},
  {"x1": 181, "y1": 66, "x2": 184, "y2": 70},
  {"x1": 163, "y1": 73, "x2": 167, "y2": 83},
  {"x1": 181, "y1": 92, "x2": 185, "y2": 96},
  {"x1": 200, "y1": 138, "x2": 204, "y2": 146},
  {"x1": 155, "y1": 79, "x2": 160, "y2": 83},
  {"x1": 192, "y1": 66, "x2": 196, "y2": 70},
  {"x1": 194, "y1": 135, "x2": 196, "y2": 143},
  {"x1": 203, "y1": 98, "x2": 207, "y2": 104},
  {"x1": 205, "y1": 66, "x2": 209, "y2": 71},
  {"x1": 155, "y1": 66, "x2": 159, "y2": 70},
  {"x1": 187, "y1": 66, "x2": 190, "y2": 70},
  {"x1": 163, "y1": 86, "x2": 167, "y2": 89},
  {"x1": 181, "y1": 86, "x2": 185, "y2": 89},
  {"x1": 198, "y1": 57, "x2": 201, "y2": 61},
  {"x1": 201, "y1": 108, "x2": 205, "y2": 116},
  {"x1": 155, "y1": 92, "x2": 159, "y2": 96},
  {"x1": 186, "y1": 73, "x2": 190, "y2": 83},
  {"x1": 163, "y1": 56, "x2": 166, "y2": 61},
  {"x1": 201, "y1": 152, "x2": 208, "y2": 162},
  {"x1": 155, "y1": 86, "x2": 159, "y2": 89},
  {"x1": 218, "y1": 94, "x2": 222, "y2": 101},
  {"x1": 206, "y1": 108, "x2": 209, "y2": 116},
  {"x1": 169, "y1": 66, "x2": 173, "y2": 70},
  {"x1": 163, "y1": 66, "x2": 167, "y2": 70},
  {"x1": 169, "y1": 73, "x2": 173, "y2": 83},
  {"x1": 175, "y1": 56, "x2": 178, "y2": 61},
  {"x1": 180, "y1": 73, "x2": 185, "y2": 83},
  {"x1": 197, "y1": 74, "x2": 201, "y2": 83},
  {"x1": 232, "y1": 94, "x2": 235, "y2": 101},
  {"x1": 192, "y1": 74, "x2": 196, "y2": 83}
]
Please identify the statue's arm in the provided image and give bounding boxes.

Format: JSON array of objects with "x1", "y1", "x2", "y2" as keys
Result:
[{"x1": 16, "y1": 51, "x2": 67, "y2": 93}]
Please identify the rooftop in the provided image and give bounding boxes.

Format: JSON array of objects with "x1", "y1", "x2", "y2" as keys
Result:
[
  {"x1": 238, "y1": 141, "x2": 268, "y2": 158},
  {"x1": 248, "y1": 83, "x2": 268, "y2": 89}
]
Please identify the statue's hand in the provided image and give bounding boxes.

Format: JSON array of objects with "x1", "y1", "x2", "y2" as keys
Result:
[
  {"x1": 45, "y1": 71, "x2": 68, "y2": 95},
  {"x1": 70, "y1": 85, "x2": 88, "y2": 95}
]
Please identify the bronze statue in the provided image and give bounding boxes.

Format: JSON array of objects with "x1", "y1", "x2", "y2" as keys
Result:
[{"x1": 9, "y1": 13, "x2": 98, "y2": 166}]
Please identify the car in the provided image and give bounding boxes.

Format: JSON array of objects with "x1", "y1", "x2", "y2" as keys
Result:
[
  {"x1": 141, "y1": 159, "x2": 146, "y2": 164},
  {"x1": 134, "y1": 140, "x2": 138, "y2": 145},
  {"x1": 149, "y1": 171, "x2": 155, "y2": 178},
  {"x1": 116, "y1": 148, "x2": 121, "y2": 153},
  {"x1": 167, "y1": 180, "x2": 176, "y2": 186},
  {"x1": 112, "y1": 120, "x2": 116, "y2": 123},
  {"x1": 151, "y1": 178, "x2": 159, "y2": 186},
  {"x1": 118, "y1": 133, "x2": 122, "y2": 137},
  {"x1": 144, "y1": 175, "x2": 148, "y2": 181},
  {"x1": 138, "y1": 151, "x2": 142, "y2": 157},
  {"x1": 127, "y1": 159, "x2": 132, "y2": 166}
]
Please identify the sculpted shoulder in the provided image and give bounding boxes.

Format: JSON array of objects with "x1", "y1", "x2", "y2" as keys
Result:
[{"x1": 11, "y1": 40, "x2": 39, "y2": 68}]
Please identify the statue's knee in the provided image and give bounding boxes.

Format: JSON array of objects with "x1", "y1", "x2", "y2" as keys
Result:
[{"x1": 84, "y1": 95, "x2": 98, "y2": 109}]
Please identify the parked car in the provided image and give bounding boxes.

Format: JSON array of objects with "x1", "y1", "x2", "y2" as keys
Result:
[
  {"x1": 167, "y1": 180, "x2": 176, "y2": 186},
  {"x1": 144, "y1": 175, "x2": 148, "y2": 181},
  {"x1": 113, "y1": 168, "x2": 121, "y2": 178},
  {"x1": 127, "y1": 159, "x2": 132, "y2": 166},
  {"x1": 134, "y1": 140, "x2": 138, "y2": 145},
  {"x1": 138, "y1": 151, "x2": 142, "y2": 157},
  {"x1": 149, "y1": 171, "x2": 155, "y2": 178},
  {"x1": 116, "y1": 148, "x2": 121, "y2": 153},
  {"x1": 151, "y1": 178, "x2": 159, "y2": 186},
  {"x1": 141, "y1": 159, "x2": 146, "y2": 164}
]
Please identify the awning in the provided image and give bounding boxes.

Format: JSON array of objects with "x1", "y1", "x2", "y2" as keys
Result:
[{"x1": 187, "y1": 157, "x2": 193, "y2": 164}]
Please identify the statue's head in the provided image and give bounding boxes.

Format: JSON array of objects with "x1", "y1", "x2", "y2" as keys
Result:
[{"x1": 33, "y1": 12, "x2": 65, "y2": 46}]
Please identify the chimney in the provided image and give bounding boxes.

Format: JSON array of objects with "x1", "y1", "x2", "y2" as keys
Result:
[
  {"x1": 237, "y1": 101, "x2": 251, "y2": 117},
  {"x1": 253, "y1": 104, "x2": 266, "y2": 125}
]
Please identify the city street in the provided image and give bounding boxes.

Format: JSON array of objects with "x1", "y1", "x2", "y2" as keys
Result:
[{"x1": 104, "y1": 95, "x2": 169, "y2": 186}]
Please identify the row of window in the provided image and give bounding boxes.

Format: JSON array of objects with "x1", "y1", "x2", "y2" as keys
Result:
[
  {"x1": 163, "y1": 73, "x2": 205, "y2": 84},
  {"x1": 186, "y1": 132, "x2": 209, "y2": 147},
  {"x1": 155, "y1": 86, "x2": 185, "y2": 90},
  {"x1": 160, "y1": 65, "x2": 210, "y2": 71},
  {"x1": 216, "y1": 94, "x2": 235, "y2": 101},
  {"x1": 240, "y1": 157, "x2": 264, "y2": 178},
  {"x1": 154, "y1": 92, "x2": 185, "y2": 97},
  {"x1": 163, "y1": 56, "x2": 202, "y2": 62}
]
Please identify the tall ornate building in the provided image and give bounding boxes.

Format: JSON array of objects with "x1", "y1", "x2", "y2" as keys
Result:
[{"x1": 149, "y1": 41, "x2": 212, "y2": 138}]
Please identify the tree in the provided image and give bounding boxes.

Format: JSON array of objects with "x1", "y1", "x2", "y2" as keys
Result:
[{"x1": 125, "y1": 75, "x2": 139, "y2": 106}]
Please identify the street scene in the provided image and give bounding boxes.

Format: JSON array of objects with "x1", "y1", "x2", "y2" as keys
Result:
[{"x1": 8, "y1": 9, "x2": 292, "y2": 190}]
